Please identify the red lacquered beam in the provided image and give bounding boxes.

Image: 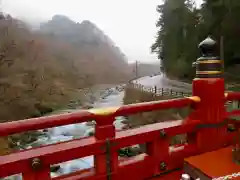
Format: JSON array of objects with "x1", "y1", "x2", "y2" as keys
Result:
[
  {"x1": 225, "y1": 92, "x2": 240, "y2": 101},
  {"x1": 117, "y1": 153, "x2": 182, "y2": 180},
  {"x1": 0, "y1": 137, "x2": 104, "y2": 178},
  {"x1": 54, "y1": 154, "x2": 153, "y2": 180},
  {"x1": 165, "y1": 144, "x2": 198, "y2": 172},
  {"x1": 0, "y1": 120, "x2": 200, "y2": 178},
  {"x1": 170, "y1": 144, "x2": 198, "y2": 161},
  {"x1": 117, "y1": 154, "x2": 155, "y2": 180},
  {"x1": 53, "y1": 146, "x2": 195, "y2": 180},
  {"x1": 117, "y1": 145, "x2": 196, "y2": 180},
  {"x1": 0, "y1": 96, "x2": 199, "y2": 136},
  {"x1": 55, "y1": 156, "x2": 182, "y2": 180},
  {"x1": 0, "y1": 110, "x2": 96, "y2": 136},
  {"x1": 227, "y1": 109, "x2": 240, "y2": 118},
  {"x1": 114, "y1": 120, "x2": 200, "y2": 150},
  {"x1": 115, "y1": 96, "x2": 200, "y2": 116},
  {"x1": 53, "y1": 169, "x2": 96, "y2": 180}
]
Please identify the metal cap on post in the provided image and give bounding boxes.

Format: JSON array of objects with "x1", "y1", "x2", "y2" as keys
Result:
[
  {"x1": 190, "y1": 36, "x2": 227, "y2": 152},
  {"x1": 195, "y1": 36, "x2": 223, "y2": 78}
]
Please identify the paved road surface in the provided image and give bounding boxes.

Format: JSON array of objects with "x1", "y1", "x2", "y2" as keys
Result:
[{"x1": 134, "y1": 74, "x2": 192, "y2": 93}]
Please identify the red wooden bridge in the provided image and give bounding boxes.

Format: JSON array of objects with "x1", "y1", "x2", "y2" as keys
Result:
[{"x1": 1, "y1": 37, "x2": 240, "y2": 180}]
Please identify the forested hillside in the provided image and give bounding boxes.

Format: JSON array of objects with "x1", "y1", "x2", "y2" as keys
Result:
[
  {"x1": 39, "y1": 15, "x2": 130, "y2": 84},
  {"x1": 0, "y1": 14, "x2": 130, "y2": 122},
  {"x1": 152, "y1": 0, "x2": 240, "y2": 80}
]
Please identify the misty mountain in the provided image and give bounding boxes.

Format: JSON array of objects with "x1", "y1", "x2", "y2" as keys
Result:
[
  {"x1": 38, "y1": 15, "x2": 160, "y2": 80},
  {"x1": 0, "y1": 13, "x2": 134, "y2": 122},
  {"x1": 39, "y1": 15, "x2": 128, "y2": 66}
]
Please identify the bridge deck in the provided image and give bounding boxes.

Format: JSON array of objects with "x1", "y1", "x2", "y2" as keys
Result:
[{"x1": 184, "y1": 146, "x2": 240, "y2": 180}]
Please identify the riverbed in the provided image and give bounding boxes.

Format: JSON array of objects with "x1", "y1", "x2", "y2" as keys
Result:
[
  {"x1": 5, "y1": 85, "x2": 126, "y2": 180},
  {"x1": 4, "y1": 75, "x2": 193, "y2": 179}
]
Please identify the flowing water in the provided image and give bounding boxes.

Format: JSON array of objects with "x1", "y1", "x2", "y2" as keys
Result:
[
  {"x1": 4, "y1": 75, "x2": 192, "y2": 179},
  {"x1": 5, "y1": 86, "x2": 126, "y2": 180}
]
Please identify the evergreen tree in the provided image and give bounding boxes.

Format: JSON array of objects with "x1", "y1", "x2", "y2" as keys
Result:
[
  {"x1": 152, "y1": 0, "x2": 240, "y2": 80},
  {"x1": 201, "y1": 0, "x2": 240, "y2": 67},
  {"x1": 152, "y1": 0, "x2": 199, "y2": 78}
]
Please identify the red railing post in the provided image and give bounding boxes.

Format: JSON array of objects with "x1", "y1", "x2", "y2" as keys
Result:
[
  {"x1": 146, "y1": 130, "x2": 169, "y2": 175},
  {"x1": 22, "y1": 167, "x2": 51, "y2": 180},
  {"x1": 191, "y1": 37, "x2": 227, "y2": 152},
  {"x1": 94, "y1": 113, "x2": 118, "y2": 178},
  {"x1": 22, "y1": 158, "x2": 51, "y2": 180}
]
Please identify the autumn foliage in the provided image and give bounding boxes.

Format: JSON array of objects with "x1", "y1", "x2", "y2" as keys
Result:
[{"x1": 0, "y1": 14, "x2": 130, "y2": 122}]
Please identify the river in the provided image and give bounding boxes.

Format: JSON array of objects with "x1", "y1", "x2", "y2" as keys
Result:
[
  {"x1": 4, "y1": 74, "x2": 191, "y2": 180},
  {"x1": 5, "y1": 85, "x2": 127, "y2": 180}
]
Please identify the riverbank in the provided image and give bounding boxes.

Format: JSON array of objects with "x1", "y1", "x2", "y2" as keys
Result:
[
  {"x1": 122, "y1": 85, "x2": 190, "y2": 128},
  {"x1": 121, "y1": 88, "x2": 188, "y2": 160},
  {"x1": 2, "y1": 84, "x2": 124, "y2": 155},
  {"x1": 122, "y1": 85, "x2": 190, "y2": 147},
  {"x1": 3, "y1": 84, "x2": 128, "y2": 180}
]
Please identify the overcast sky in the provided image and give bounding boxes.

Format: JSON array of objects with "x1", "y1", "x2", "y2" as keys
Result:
[{"x1": 2, "y1": 0, "x2": 202, "y2": 63}]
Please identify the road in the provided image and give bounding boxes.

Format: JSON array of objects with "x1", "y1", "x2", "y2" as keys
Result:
[{"x1": 133, "y1": 74, "x2": 192, "y2": 93}]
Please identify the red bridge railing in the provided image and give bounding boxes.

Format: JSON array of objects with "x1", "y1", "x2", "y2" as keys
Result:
[
  {"x1": 0, "y1": 97, "x2": 199, "y2": 179},
  {"x1": 0, "y1": 38, "x2": 240, "y2": 180}
]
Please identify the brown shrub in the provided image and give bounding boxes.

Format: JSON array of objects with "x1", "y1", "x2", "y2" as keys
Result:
[{"x1": 0, "y1": 16, "x2": 129, "y2": 122}]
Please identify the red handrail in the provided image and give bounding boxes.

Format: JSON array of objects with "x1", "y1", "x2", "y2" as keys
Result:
[
  {"x1": 0, "y1": 96, "x2": 200, "y2": 180},
  {"x1": 1, "y1": 89, "x2": 240, "y2": 180},
  {"x1": 0, "y1": 120, "x2": 200, "y2": 179},
  {"x1": 0, "y1": 97, "x2": 198, "y2": 136},
  {"x1": 226, "y1": 92, "x2": 240, "y2": 101},
  {"x1": 225, "y1": 92, "x2": 240, "y2": 118}
]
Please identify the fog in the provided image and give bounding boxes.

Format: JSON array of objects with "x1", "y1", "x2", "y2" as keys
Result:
[{"x1": 2, "y1": 0, "x2": 202, "y2": 63}]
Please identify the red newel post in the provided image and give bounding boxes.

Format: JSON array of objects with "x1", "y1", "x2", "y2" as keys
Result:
[
  {"x1": 94, "y1": 115, "x2": 118, "y2": 178},
  {"x1": 192, "y1": 37, "x2": 227, "y2": 152},
  {"x1": 146, "y1": 130, "x2": 169, "y2": 176},
  {"x1": 22, "y1": 158, "x2": 51, "y2": 180}
]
